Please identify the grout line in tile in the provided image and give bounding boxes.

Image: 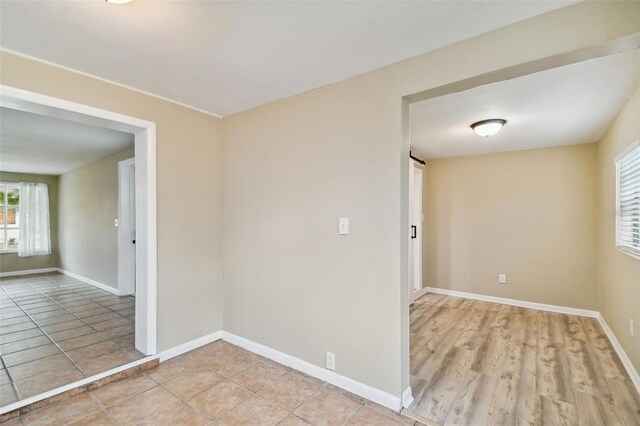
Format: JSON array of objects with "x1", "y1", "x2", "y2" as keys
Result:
[
  {"x1": 1, "y1": 275, "x2": 143, "y2": 405},
  {"x1": 344, "y1": 402, "x2": 366, "y2": 425},
  {"x1": 23, "y1": 282, "x2": 131, "y2": 358},
  {"x1": 0, "y1": 317, "x2": 22, "y2": 402},
  {"x1": 155, "y1": 380, "x2": 215, "y2": 425},
  {"x1": 0, "y1": 338, "x2": 53, "y2": 356},
  {"x1": 1, "y1": 286, "x2": 87, "y2": 384},
  {"x1": 291, "y1": 384, "x2": 325, "y2": 416}
]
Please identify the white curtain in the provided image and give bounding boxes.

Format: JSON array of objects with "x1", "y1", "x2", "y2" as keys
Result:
[{"x1": 18, "y1": 182, "x2": 51, "y2": 257}]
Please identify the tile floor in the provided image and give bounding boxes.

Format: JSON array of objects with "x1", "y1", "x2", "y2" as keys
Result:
[
  {"x1": 4, "y1": 340, "x2": 424, "y2": 425},
  {"x1": 1, "y1": 272, "x2": 143, "y2": 404}
]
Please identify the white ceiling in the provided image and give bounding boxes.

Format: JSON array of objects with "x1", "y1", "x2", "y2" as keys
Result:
[
  {"x1": 0, "y1": 1, "x2": 574, "y2": 117},
  {"x1": 410, "y1": 50, "x2": 640, "y2": 159},
  {"x1": 0, "y1": 107, "x2": 134, "y2": 175}
]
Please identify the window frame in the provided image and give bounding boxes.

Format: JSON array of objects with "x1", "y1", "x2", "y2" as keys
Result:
[
  {"x1": 0, "y1": 182, "x2": 20, "y2": 254},
  {"x1": 615, "y1": 139, "x2": 640, "y2": 260}
]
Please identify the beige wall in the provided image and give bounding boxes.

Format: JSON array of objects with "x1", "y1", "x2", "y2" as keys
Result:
[
  {"x1": 597, "y1": 86, "x2": 640, "y2": 373},
  {"x1": 0, "y1": 172, "x2": 59, "y2": 272},
  {"x1": 223, "y1": 2, "x2": 639, "y2": 396},
  {"x1": 1, "y1": 0, "x2": 637, "y2": 398},
  {"x1": 58, "y1": 147, "x2": 134, "y2": 289},
  {"x1": 0, "y1": 52, "x2": 224, "y2": 351},
  {"x1": 422, "y1": 144, "x2": 599, "y2": 310}
]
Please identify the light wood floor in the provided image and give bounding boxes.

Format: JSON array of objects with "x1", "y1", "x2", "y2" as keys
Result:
[{"x1": 406, "y1": 293, "x2": 640, "y2": 426}]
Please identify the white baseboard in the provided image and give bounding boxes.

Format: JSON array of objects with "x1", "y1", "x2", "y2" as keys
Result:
[
  {"x1": 412, "y1": 287, "x2": 430, "y2": 303},
  {"x1": 596, "y1": 313, "x2": 640, "y2": 395},
  {"x1": 424, "y1": 287, "x2": 598, "y2": 318},
  {"x1": 57, "y1": 268, "x2": 127, "y2": 296},
  {"x1": 402, "y1": 386, "x2": 414, "y2": 409},
  {"x1": 159, "y1": 331, "x2": 222, "y2": 362},
  {"x1": 0, "y1": 267, "x2": 58, "y2": 278},
  {"x1": 222, "y1": 331, "x2": 402, "y2": 411}
]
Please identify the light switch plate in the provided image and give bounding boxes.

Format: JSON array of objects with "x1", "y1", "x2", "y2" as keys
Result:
[{"x1": 339, "y1": 217, "x2": 349, "y2": 235}]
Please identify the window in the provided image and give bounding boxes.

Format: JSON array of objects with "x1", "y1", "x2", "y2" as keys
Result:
[
  {"x1": 0, "y1": 183, "x2": 20, "y2": 252},
  {"x1": 616, "y1": 140, "x2": 640, "y2": 259}
]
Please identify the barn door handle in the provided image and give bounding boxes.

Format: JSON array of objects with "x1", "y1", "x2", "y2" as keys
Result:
[{"x1": 411, "y1": 225, "x2": 417, "y2": 239}]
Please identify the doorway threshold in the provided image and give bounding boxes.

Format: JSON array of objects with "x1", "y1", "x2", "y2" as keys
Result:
[
  {"x1": 401, "y1": 408, "x2": 442, "y2": 426},
  {"x1": 0, "y1": 355, "x2": 158, "y2": 422}
]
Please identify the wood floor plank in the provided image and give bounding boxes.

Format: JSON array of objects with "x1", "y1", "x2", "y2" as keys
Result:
[
  {"x1": 536, "y1": 311, "x2": 565, "y2": 401},
  {"x1": 472, "y1": 304, "x2": 514, "y2": 378},
  {"x1": 410, "y1": 358, "x2": 471, "y2": 424},
  {"x1": 574, "y1": 389, "x2": 615, "y2": 426},
  {"x1": 606, "y1": 378, "x2": 640, "y2": 425},
  {"x1": 444, "y1": 372, "x2": 499, "y2": 425},
  {"x1": 501, "y1": 312, "x2": 528, "y2": 381},
  {"x1": 411, "y1": 302, "x2": 477, "y2": 378},
  {"x1": 515, "y1": 347, "x2": 540, "y2": 426},
  {"x1": 547, "y1": 313, "x2": 575, "y2": 403},
  {"x1": 539, "y1": 395, "x2": 578, "y2": 426},
  {"x1": 406, "y1": 294, "x2": 640, "y2": 426},
  {"x1": 580, "y1": 316, "x2": 628, "y2": 380}
]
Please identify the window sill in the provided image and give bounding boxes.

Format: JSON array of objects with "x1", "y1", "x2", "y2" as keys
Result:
[
  {"x1": 616, "y1": 246, "x2": 640, "y2": 260},
  {"x1": 0, "y1": 250, "x2": 18, "y2": 254}
]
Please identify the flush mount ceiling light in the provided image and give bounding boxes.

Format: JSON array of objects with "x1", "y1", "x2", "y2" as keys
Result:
[
  {"x1": 471, "y1": 119, "x2": 507, "y2": 137},
  {"x1": 105, "y1": 0, "x2": 134, "y2": 4}
]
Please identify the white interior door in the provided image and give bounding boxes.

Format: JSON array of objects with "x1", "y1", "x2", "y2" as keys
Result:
[
  {"x1": 118, "y1": 158, "x2": 136, "y2": 295},
  {"x1": 409, "y1": 159, "x2": 423, "y2": 304},
  {"x1": 408, "y1": 158, "x2": 415, "y2": 300},
  {"x1": 412, "y1": 165, "x2": 423, "y2": 292}
]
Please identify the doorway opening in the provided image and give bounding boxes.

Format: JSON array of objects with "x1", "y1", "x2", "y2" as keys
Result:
[
  {"x1": 0, "y1": 85, "x2": 157, "y2": 412},
  {"x1": 399, "y1": 35, "x2": 640, "y2": 423}
]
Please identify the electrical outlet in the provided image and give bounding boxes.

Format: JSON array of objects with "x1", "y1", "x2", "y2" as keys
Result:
[
  {"x1": 631, "y1": 319, "x2": 635, "y2": 337},
  {"x1": 325, "y1": 351, "x2": 336, "y2": 371},
  {"x1": 498, "y1": 274, "x2": 507, "y2": 284}
]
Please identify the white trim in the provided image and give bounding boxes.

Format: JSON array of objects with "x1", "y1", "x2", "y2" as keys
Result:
[
  {"x1": 0, "y1": 86, "x2": 155, "y2": 131},
  {"x1": 596, "y1": 313, "x2": 640, "y2": 395},
  {"x1": 402, "y1": 386, "x2": 414, "y2": 409},
  {"x1": 614, "y1": 139, "x2": 640, "y2": 260},
  {"x1": 424, "y1": 287, "x2": 599, "y2": 318},
  {"x1": 135, "y1": 124, "x2": 157, "y2": 356},
  {"x1": 0, "y1": 267, "x2": 58, "y2": 278},
  {"x1": 411, "y1": 286, "x2": 430, "y2": 303},
  {"x1": 56, "y1": 268, "x2": 126, "y2": 296},
  {"x1": 0, "y1": 48, "x2": 223, "y2": 119},
  {"x1": 616, "y1": 247, "x2": 640, "y2": 260},
  {"x1": 0, "y1": 85, "x2": 158, "y2": 356},
  {"x1": 222, "y1": 331, "x2": 402, "y2": 411},
  {"x1": 159, "y1": 331, "x2": 223, "y2": 362},
  {"x1": 0, "y1": 355, "x2": 156, "y2": 415},
  {"x1": 614, "y1": 138, "x2": 640, "y2": 163},
  {"x1": 0, "y1": 181, "x2": 20, "y2": 253}
]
